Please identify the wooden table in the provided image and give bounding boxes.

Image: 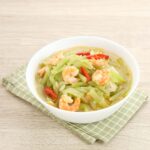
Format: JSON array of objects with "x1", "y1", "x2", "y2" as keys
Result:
[{"x1": 0, "y1": 0, "x2": 150, "y2": 149}]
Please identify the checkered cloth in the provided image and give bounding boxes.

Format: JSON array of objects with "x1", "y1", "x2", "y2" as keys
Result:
[{"x1": 2, "y1": 66, "x2": 148, "y2": 144}]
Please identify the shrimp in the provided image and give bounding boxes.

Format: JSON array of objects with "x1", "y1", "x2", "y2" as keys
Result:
[
  {"x1": 46, "y1": 53, "x2": 64, "y2": 65},
  {"x1": 91, "y1": 59, "x2": 108, "y2": 68},
  {"x1": 92, "y1": 69, "x2": 109, "y2": 85},
  {"x1": 37, "y1": 66, "x2": 48, "y2": 77},
  {"x1": 59, "y1": 95, "x2": 80, "y2": 111},
  {"x1": 62, "y1": 66, "x2": 79, "y2": 84}
]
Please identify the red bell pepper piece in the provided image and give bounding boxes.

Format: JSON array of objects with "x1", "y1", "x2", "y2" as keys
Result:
[
  {"x1": 76, "y1": 52, "x2": 90, "y2": 56},
  {"x1": 80, "y1": 67, "x2": 91, "y2": 81},
  {"x1": 86, "y1": 54, "x2": 109, "y2": 60},
  {"x1": 44, "y1": 87, "x2": 58, "y2": 100}
]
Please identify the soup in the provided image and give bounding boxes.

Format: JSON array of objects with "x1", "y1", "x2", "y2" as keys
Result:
[{"x1": 35, "y1": 46, "x2": 132, "y2": 112}]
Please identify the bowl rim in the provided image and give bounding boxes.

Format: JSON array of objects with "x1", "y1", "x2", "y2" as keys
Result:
[{"x1": 26, "y1": 36, "x2": 140, "y2": 114}]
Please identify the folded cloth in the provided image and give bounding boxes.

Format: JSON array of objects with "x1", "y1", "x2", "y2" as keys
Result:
[{"x1": 2, "y1": 66, "x2": 148, "y2": 144}]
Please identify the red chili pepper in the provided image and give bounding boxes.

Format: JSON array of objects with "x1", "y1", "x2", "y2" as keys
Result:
[
  {"x1": 80, "y1": 67, "x2": 91, "y2": 81},
  {"x1": 86, "y1": 55, "x2": 92, "y2": 59},
  {"x1": 44, "y1": 87, "x2": 58, "y2": 100},
  {"x1": 86, "y1": 54, "x2": 109, "y2": 60},
  {"x1": 76, "y1": 52, "x2": 90, "y2": 56}
]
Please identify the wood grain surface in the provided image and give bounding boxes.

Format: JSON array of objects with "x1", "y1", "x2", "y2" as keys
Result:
[{"x1": 0, "y1": 0, "x2": 150, "y2": 149}]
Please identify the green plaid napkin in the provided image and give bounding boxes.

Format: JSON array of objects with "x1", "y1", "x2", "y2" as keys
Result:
[{"x1": 2, "y1": 66, "x2": 148, "y2": 144}]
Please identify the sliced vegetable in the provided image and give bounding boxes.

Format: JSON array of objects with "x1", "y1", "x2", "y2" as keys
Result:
[
  {"x1": 109, "y1": 67, "x2": 125, "y2": 84},
  {"x1": 46, "y1": 79, "x2": 52, "y2": 87},
  {"x1": 71, "y1": 82, "x2": 86, "y2": 88},
  {"x1": 88, "y1": 89, "x2": 101, "y2": 103},
  {"x1": 105, "y1": 82, "x2": 118, "y2": 92},
  {"x1": 74, "y1": 87, "x2": 91, "y2": 93},
  {"x1": 67, "y1": 55, "x2": 93, "y2": 69},
  {"x1": 51, "y1": 58, "x2": 69, "y2": 75},
  {"x1": 79, "y1": 103, "x2": 91, "y2": 111},
  {"x1": 63, "y1": 88, "x2": 84, "y2": 98},
  {"x1": 59, "y1": 82, "x2": 66, "y2": 92},
  {"x1": 41, "y1": 67, "x2": 50, "y2": 86},
  {"x1": 55, "y1": 73, "x2": 62, "y2": 81},
  {"x1": 79, "y1": 74, "x2": 87, "y2": 83},
  {"x1": 110, "y1": 87, "x2": 128, "y2": 102},
  {"x1": 88, "y1": 89, "x2": 109, "y2": 108},
  {"x1": 53, "y1": 81, "x2": 59, "y2": 93},
  {"x1": 46, "y1": 97, "x2": 56, "y2": 107}
]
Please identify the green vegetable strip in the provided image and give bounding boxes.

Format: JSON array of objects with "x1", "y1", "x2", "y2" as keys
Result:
[
  {"x1": 53, "y1": 81, "x2": 59, "y2": 93},
  {"x1": 79, "y1": 74, "x2": 87, "y2": 83},
  {"x1": 46, "y1": 97, "x2": 56, "y2": 107},
  {"x1": 59, "y1": 83, "x2": 66, "y2": 92},
  {"x1": 88, "y1": 89, "x2": 101, "y2": 103},
  {"x1": 71, "y1": 82, "x2": 86, "y2": 88},
  {"x1": 67, "y1": 55, "x2": 93, "y2": 69},
  {"x1": 46, "y1": 79, "x2": 52, "y2": 87},
  {"x1": 41, "y1": 68, "x2": 50, "y2": 86},
  {"x1": 88, "y1": 81, "x2": 97, "y2": 86},
  {"x1": 63, "y1": 88, "x2": 84, "y2": 98},
  {"x1": 79, "y1": 103, "x2": 91, "y2": 112},
  {"x1": 55, "y1": 73, "x2": 62, "y2": 81},
  {"x1": 110, "y1": 87, "x2": 128, "y2": 102},
  {"x1": 49, "y1": 75, "x2": 55, "y2": 85},
  {"x1": 88, "y1": 89, "x2": 109, "y2": 108},
  {"x1": 49, "y1": 74, "x2": 59, "y2": 93},
  {"x1": 74, "y1": 87, "x2": 92, "y2": 93},
  {"x1": 109, "y1": 67, "x2": 125, "y2": 84},
  {"x1": 51, "y1": 58, "x2": 69, "y2": 75},
  {"x1": 75, "y1": 60, "x2": 93, "y2": 69}
]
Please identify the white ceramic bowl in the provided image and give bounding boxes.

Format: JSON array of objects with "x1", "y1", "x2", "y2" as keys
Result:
[{"x1": 26, "y1": 36, "x2": 139, "y2": 123}]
